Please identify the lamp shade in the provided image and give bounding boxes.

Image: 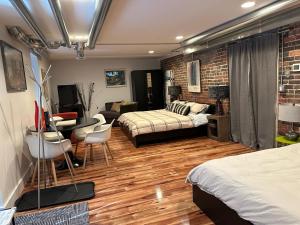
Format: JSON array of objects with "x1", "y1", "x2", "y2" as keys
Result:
[
  {"x1": 208, "y1": 85, "x2": 229, "y2": 99},
  {"x1": 278, "y1": 104, "x2": 300, "y2": 122},
  {"x1": 168, "y1": 86, "x2": 182, "y2": 96}
]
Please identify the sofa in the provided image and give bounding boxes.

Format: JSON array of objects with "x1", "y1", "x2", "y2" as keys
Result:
[{"x1": 99, "y1": 101, "x2": 137, "y2": 126}]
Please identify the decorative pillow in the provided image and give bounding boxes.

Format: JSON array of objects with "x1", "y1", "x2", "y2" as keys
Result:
[
  {"x1": 121, "y1": 100, "x2": 134, "y2": 105},
  {"x1": 173, "y1": 100, "x2": 186, "y2": 105},
  {"x1": 185, "y1": 102, "x2": 196, "y2": 107},
  {"x1": 166, "y1": 102, "x2": 176, "y2": 112},
  {"x1": 173, "y1": 103, "x2": 190, "y2": 115},
  {"x1": 111, "y1": 102, "x2": 121, "y2": 112},
  {"x1": 190, "y1": 103, "x2": 209, "y2": 114}
]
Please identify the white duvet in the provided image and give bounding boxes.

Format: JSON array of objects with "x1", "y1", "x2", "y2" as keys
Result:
[{"x1": 187, "y1": 143, "x2": 300, "y2": 225}]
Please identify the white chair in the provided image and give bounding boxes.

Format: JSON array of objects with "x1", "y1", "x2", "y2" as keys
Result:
[
  {"x1": 26, "y1": 134, "x2": 74, "y2": 186},
  {"x1": 83, "y1": 119, "x2": 114, "y2": 169},
  {"x1": 92, "y1": 114, "x2": 106, "y2": 131},
  {"x1": 74, "y1": 114, "x2": 106, "y2": 157},
  {"x1": 31, "y1": 131, "x2": 64, "y2": 142}
]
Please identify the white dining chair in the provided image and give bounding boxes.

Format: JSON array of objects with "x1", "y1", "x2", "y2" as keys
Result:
[
  {"x1": 83, "y1": 119, "x2": 114, "y2": 169},
  {"x1": 92, "y1": 114, "x2": 106, "y2": 131},
  {"x1": 74, "y1": 114, "x2": 106, "y2": 157},
  {"x1": 26, "y1": 134, "x2": 74, "y2": 186}
]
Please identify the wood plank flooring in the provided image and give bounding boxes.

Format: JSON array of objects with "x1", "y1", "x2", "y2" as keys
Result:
[{"x1": 25, "y1": 128, "x2": 252, "y2": 225}]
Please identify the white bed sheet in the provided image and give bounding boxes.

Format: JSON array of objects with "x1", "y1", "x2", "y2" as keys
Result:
[
  {"x1": 188, "y1": 113, "x2": 210, "y2": 127},
  {"x1": 187, "y1": 143, "x2": 300, "y2": 225}
]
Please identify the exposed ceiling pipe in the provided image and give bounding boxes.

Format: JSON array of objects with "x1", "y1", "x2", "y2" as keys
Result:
[
  {"x1": 9, "y1": 0, "x2": 60, "y2": 49},
  {"x1": 87, "y1": 0, "x2": 112, "y2": 49},
  {"x1": 7, "y1": 26, "x2": 45, "y2": 56},
  {"x1": 48, "y1": 0, "x2": 71, "y2": 48},
  {"x1": 180, "y1": 6, "x2": 300, "y2": 54},
  {"x1": 181, "y1": 0, "x2": 300, "y2": 53}
]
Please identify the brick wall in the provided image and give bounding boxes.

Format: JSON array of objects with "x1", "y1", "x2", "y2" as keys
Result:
[
  {"x1": 161, "y1": 22, "x2": 300, "y2": 135},
  {"x1": 278, "y1": 22, "x2": 300, "y2": 134},
  {"x1": 161, "y1": 46, "x2": 229, "y2": 112}
]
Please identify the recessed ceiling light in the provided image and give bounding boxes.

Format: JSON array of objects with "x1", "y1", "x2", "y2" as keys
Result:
[
  {"x1": 176, "y1": 35, "x2": 184, "y2": 40},
  {"x1": 241, "y1": 1, "x2": 256, "y2": 8},
  {"x1": 148, "y1": 50, "x2": 155, "y2": 54}
]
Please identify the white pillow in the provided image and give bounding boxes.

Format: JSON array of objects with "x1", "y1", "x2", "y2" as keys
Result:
[
  {"x1": 190, "y1": 103, "x2": 209, "y2": 114},
  {"x1": 173, "y1": 100, "x2": 186, "y2": 105},
  {"x1": 186, "y1": 102, "x2": 196, "y2": 107}
]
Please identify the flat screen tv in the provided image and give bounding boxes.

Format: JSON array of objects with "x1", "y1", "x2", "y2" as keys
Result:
[{"x1": 57, "y1": 85, "x2": 78, "y2": 106}]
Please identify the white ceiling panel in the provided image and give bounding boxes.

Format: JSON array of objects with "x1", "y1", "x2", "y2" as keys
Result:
[
  {"x1": 23, "y1": 0, "x2": 63, "y2": 41},
  {"x1": 98, "y1": 0, "x2": 277, "y2": 44},
  {"x1": 59, "y1": 0, "x2": 100, "y2": 41}
]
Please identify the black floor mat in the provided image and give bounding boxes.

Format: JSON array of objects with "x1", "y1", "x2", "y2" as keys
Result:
[{"x1": 15, "y1": 182, "x2": 95, "y2": 212}]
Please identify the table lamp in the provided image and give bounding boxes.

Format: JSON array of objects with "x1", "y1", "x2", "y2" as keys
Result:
[
  {"x1": 278, "y1": 104, "x2": 300, "y2": 141},
  {"x1": 168, "y1": 85, "x2": 182, "y2": 102},
  {"x1": 208, "y1": 85, "x2": 229, "y2": 115}
]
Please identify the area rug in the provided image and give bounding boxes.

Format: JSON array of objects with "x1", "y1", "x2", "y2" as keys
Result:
[{"x1": 14, "y1": 202, "x2": 89, "y2": 225}]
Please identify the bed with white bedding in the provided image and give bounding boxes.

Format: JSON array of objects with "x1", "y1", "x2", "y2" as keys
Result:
[{"x1": 187, "y1": 143, "x2": 300, "y2": 225}]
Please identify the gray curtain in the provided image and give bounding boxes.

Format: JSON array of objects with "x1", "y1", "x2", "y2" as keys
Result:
[{"x1": 229, "y1": 33, "x2": 278, "y2": 149}]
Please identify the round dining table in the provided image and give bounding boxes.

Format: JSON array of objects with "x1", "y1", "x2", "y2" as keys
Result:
[{"x1": 29, "y1": 117, "x2": 99, "y2": 169}]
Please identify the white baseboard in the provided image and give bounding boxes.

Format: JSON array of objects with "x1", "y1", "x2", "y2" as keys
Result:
[{"x1": 4, "y1": 162, "x2": 33, "y2": 208}]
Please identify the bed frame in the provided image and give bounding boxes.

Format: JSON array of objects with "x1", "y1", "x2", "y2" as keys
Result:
[
  {"x1": 192, "y1": 185, "x2": 252, "y2": 225},
  {"x1": 120, "y1": 122, "x2": 208, "y2": 147},
  {"x1": 119, "y1": 104, "x2": 216, "y2": 147}
]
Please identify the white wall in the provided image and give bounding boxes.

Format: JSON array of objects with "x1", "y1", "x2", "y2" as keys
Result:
[
  {"x1": 50, "y1": 58, "x2": 160, "y2": 115},
  {"x1": 0, "y1": 24, "x2": 49, "y2": 207}
]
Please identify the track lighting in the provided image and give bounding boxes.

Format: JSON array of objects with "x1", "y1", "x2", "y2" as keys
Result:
[{"x1": 74, "y1": 42, "x2": 86, "y2": 60}]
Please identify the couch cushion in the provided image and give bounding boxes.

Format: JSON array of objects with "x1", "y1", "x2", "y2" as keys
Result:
[{"x1": 111, "y1": 102, "x2": 121, "y2": 112}]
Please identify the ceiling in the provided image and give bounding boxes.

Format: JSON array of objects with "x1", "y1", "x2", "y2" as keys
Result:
[{"x1": 0, "y1": 0, "x2": 277, "y2": 60}]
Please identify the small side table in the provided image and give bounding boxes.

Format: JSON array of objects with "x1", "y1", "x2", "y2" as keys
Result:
[
  {"x1": 276, "y1": 135, "x2": 300, "y2": 146},
  {"x1": 207, "y1": 114, "x2": 230, "y2": 141}
]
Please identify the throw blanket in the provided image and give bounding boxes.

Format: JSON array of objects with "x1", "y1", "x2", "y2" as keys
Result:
[{"x1": 118, "y1": 109, "x2": 194, "y2": 137}]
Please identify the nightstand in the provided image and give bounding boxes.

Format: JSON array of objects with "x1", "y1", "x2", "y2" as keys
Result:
[
  {"x1": 207, "y1": 114, "x2": 230, "y2": 141},
  {"x1": 276, "y1": 135, "x2": 300, "y2": 146}
]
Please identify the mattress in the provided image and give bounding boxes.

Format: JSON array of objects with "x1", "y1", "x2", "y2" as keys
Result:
[
  {"x1": 118, "y1": 109, "x2": 208, "y2": 137},
  {"x1": 187, "y1": 143, "x2": 300, "y2": 225}
]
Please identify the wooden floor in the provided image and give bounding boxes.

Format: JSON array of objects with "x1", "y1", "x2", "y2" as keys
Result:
[{"x1": 25, "y1": 128, "x2": 252, "y2": 225}]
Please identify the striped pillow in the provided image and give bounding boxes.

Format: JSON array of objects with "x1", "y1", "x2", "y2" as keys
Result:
[
  {"x1": 173, "y1": 103, "x2": 190, "y2": 115},
  {"x1": 166, "y1": 102, "x2": 176, "y2": 112}
]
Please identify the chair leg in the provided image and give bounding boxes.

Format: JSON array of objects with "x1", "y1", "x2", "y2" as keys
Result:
[
  {"x1": 105, "y1": 142, "x2": 113, "y2": 160},
  {"x1": 90, "y1": 144, "x2": 94, "y2": 161},
  {"x1": 51, "y1": 160, "x2": 58, "y2": 186},
  {"x1": 102, "y1": 143, "x2": 109, "y2": 166},
  {"x1": 66, "y1": 153, "x2": 76, "y2": 175},
  {"x1": 74, "y1": 143, "x2": 79, "y2": 157},
  {"x1": 31, "y1": 161, "x2": 38, "y2": 186},
  {"x1": 47, "y1": 160, "x2": 53, "y2": 186},
  {"x1": 83, "y1": 145, "x2": 88, "y2": 169}
]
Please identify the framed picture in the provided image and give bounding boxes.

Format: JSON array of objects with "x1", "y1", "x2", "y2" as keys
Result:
[
  {"x1": 0, "y1": 41, "x2": 26, "y2": 92},
  {"x1": 187, "y1": 60, "x2": 201, "y2": 93},
  {"x1": 105, "y1": 69, "x2": 126, "y2": 87}
]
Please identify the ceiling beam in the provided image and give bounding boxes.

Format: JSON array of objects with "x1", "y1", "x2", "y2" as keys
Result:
[
  {"x1": 87, "y1": 0, "x2": 112, "y2": 49},
  {"x1": 48, "y1": 0, "x2": 71, "y2": 48}
]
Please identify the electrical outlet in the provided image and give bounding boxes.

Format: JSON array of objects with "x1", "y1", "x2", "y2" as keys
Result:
[{"x1": 292, "y1": 64, "x2": 300, "y2": 71}]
